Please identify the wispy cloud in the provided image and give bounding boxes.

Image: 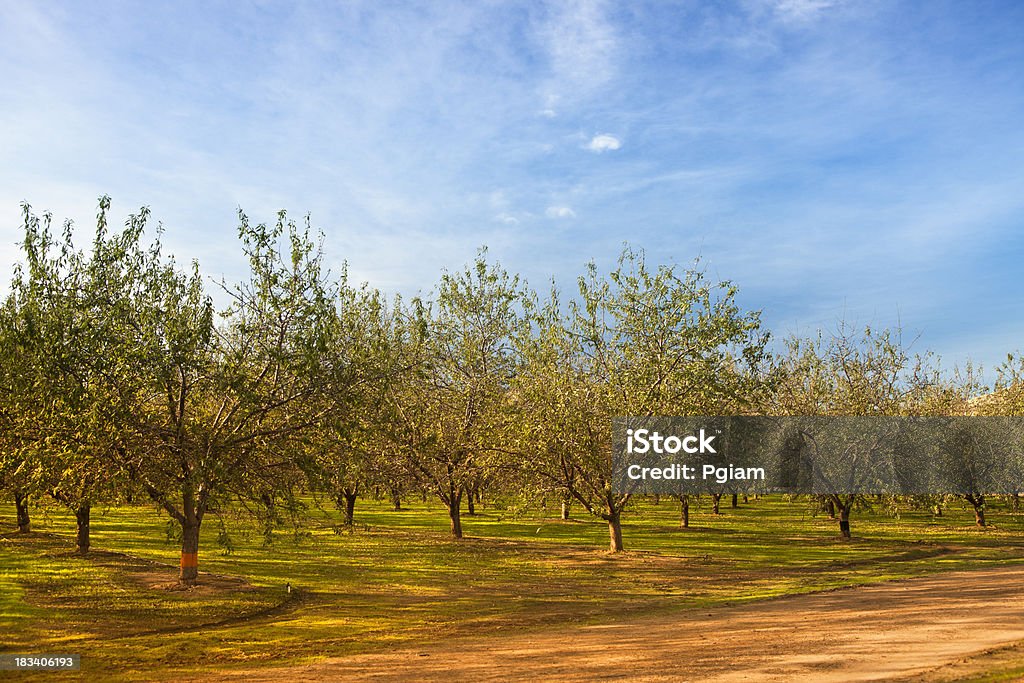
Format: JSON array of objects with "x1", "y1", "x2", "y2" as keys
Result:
[
  {"x1": 770, "y1": 0, "x2": 842, "y2": 23},
  {"x1": 536, "y1": 0, "x2": 619, "y2": 109},
  {"x1": 545, "y1": 206, "x2": 576, "y2": 219}
]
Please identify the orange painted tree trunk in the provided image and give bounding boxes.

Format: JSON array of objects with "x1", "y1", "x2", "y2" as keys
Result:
[{"x1": 180, "y1": 515, "x2": 201, "y2": 586}]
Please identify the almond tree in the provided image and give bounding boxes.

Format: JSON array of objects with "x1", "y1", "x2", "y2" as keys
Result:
[
  {"x1": 771, "y1": 325, "x2": 954, "y2": 538},
  {"x1": 513, "y1": 248, "x2": 767, "y2": 551},
  {"x1": 0, "y1": 290, "x2": 35, "y2": 534},
  {"x1": 384, "y1": 250, "x2": 531, "y2": 538},
  {"x1": 130, "y1": 210, "x2": 352, "y2": 585},
  {"x1": 951, "y1": 362, "x2": 1024, "y2": 525},
  {"x1": 302, "y1": 286, "x2": 407, "y2": 527},
  {"x1": 5, "y1": 200, "x2": 137, "y2": 549}
]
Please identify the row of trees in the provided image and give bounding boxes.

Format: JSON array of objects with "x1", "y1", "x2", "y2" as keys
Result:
[{"x1": 2, "y1": 199, "x2": 1021, "y2": 584}]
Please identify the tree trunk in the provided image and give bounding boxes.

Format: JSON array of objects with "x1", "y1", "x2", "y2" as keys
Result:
[
  {"x1": 14, "y1": 491, "x2": 31, "y2": 533},
  {"x1": 1012, "y1": 492, "x2": 1020, "y2": 512},
  {"x1": 466, "y1": 487, "x2": 476, "y2": 516},
  {"x1": 838, "y1": 504, "x2": 851, "y2": 539},
  {"x1": 390, "y1": 487, "x2": 402, "y2": 511},
  {"x1": 179, "y1": 516, "x2": 201, "y2": 586},
  {"x1": 341, "y1": 488, "x2": 358, "y2": 526},
  {"x1": 560, "y1": 497, "x2": 570, "y2": 520},
  {"x1": 448, "y1": 489, "x2": 463, "y2": 539},
  {"x1": 712, "y1": 493, "x2": 722, "y2": 515},
  {"x1": 824, "y1": 497, "x2": 836, "y2": 519},
  {"x1": 75, "y1": 502, "x2": 91, "y2": 554},
  {"x1": 607, "y1": 513, "x2": 624, "y2": 552},
  {"x1": 965, "y1": 494, "x2": 986, "y2": 527},
  {"x1": 731, "y1": 493, "x2": 738, "y2": 508},
  {"x1": 680, "y1": 496, "x2": 690, "y2": 528}
]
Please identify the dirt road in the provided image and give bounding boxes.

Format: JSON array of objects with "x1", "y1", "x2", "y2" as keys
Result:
[{"x1": 217, "y1": 564, "x2": 1024, "y2": 682}]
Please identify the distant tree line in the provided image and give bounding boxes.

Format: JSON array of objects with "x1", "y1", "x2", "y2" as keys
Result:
[{"x1": 1, "y1": 199, "x2": 1022, "y2": 585}]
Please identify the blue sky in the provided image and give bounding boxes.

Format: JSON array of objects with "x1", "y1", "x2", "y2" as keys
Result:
[{"x1": 1, "y1": 1, "x2": 1022, "y2": 376}]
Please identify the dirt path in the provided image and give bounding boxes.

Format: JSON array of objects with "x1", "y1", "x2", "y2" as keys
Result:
[{"x1": 216, "y1": 565, "x2": 1024, "y2": 682}]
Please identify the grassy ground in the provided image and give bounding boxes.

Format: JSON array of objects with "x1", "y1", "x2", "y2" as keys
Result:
[{"x1": 2, "y1": 495, "x2": 1024, "y2": 680}]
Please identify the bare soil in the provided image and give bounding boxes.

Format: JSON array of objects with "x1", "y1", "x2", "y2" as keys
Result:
[
  {"x1": 213, "y1": 564, "x2": 1024, "y2": 682},
  {"x1": 140, "y1": 571, "x2": 253, "y2": 593},
  {"x1": 83, "y1": 549, "x2": 256, "y2": 594}
]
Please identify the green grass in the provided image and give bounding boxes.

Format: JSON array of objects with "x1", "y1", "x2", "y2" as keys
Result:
[{"x1": 2, "y1": 495, "x2": 1024, "y2": 680}]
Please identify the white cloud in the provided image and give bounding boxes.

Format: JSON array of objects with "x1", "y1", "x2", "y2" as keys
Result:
[
  {"x1": 587, "y1": 134, "x2": 621, "y2": 152},
  {"x1": 771, "y1": 0, "x2": 840, "y2": 22},
  {"x1": 494, "y1": 212, "x2": 519, "y2": 225},
  {"x1": 545, "y1": 205, "x2": 576, "y2": 219}
]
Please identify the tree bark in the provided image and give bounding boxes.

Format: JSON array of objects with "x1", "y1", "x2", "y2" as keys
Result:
[
  {"x1": 340, "y1": 487, "x2": 358, "y2": 526},
  {"x1": 179, "y1": 515, "x2": 201, "y2": 586},
  {"x1": 824, "y1": 497, "x2": 836, "y2": 519},
  {"x1": 964, "y1": 494, "x2": 986, "y2": 527},
  {"x1": 15, "y1": 491, "x2": 31, "y2": 533},
  {"x1": 448, "y1": 488, "x2": 463, "y2": 538},
  {"x1": 731, "y1": 493, "x2": 738, "y2": 508},
  {"x1": 561, "y1": 496, "x2": 570, "y2": 520},
  {"x1": 712, "y1": 493, "x2": 722, "y2": 515},
  {"x1": 75, "y1": 502, "x2": 91, "y2": 554},
  {"x1": 838, "y1": 504, "x2": 851, "y2": 539},
  {"x1": 390, "y1": 486, "x2": 402, "y2": 511},
  {"x1": 466, "y1": 487, "x2": 476, "y2": 516},
  {"x1": 680, "y1": 495, "x2": 690, "y2": 528},
  {"x1": 607, "y1": 513, "x2": 624, "y2": 552}
]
